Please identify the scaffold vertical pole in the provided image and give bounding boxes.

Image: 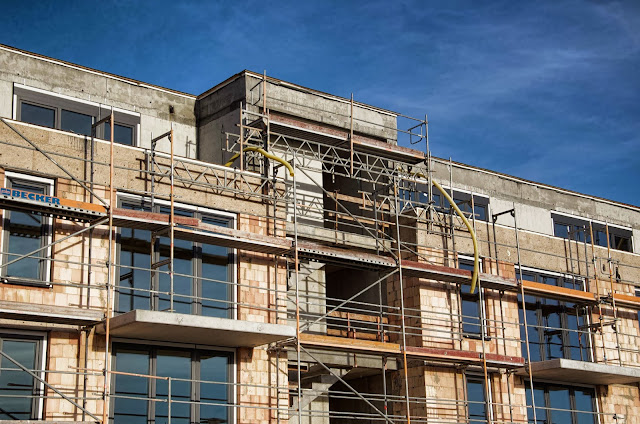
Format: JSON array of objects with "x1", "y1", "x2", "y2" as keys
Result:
[
  {"x1": 588, "y1": 222, "x2": 607, "y2": 363},
  {"x1": 350, "y1": 93, "x2": 354, "y2": 177},
  {"x1": 292, "y1": 152, "x2": 303, "y2": 423},
  {"x1": 102, "y1": 109, "x2": 115, "y2": 424},
  {"x1": 605, "y1": 223, "x2": 623, "y2": 366},
  {"x1": 393, "y1": 177, "x2": 411, "y2": 424},
  {"x1": 513, "y1": 205, "x2": 537, "y2": 424},
  {"x1": 170, "y1": 126, "x2": 175, "y2": 312}
]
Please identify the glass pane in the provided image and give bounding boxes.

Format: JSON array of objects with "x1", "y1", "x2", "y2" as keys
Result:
[
  {"x1": 200, "y1": 353, "x2": 230, "y2": 424},
  {"x1": 474, "y1": 204, "x2": 487, "y2": 221},
  {"x1": 61, "y1": 109, "x2": 92, "y2": 136},
  {"x1": 201, "y1": 241, "x2": 230, "y2": 318},
  {"x1": 0, "y1": 339, "x2": 37, "y2": 420},
  {"x1": 6, "y1": 182, "x2": 45, "y2": 280},
  {"x1": 548, "y1": 386, "x2": 571, "y2": 424},
  {"x1": 466, "y1": 379, "x2": 486, "y2": 422},
  {"x1": 543, "y1": 302, "x2": 564, "y2": 360},
  {"x1": 519, "y1": 300, "x2": 541, "y2": 362},
  {"x1": 105, "y1": 123, "x2": 134, "y2": 146},
  {"x1": 525, "y1": 386, "x2": 546, "y2": 424},
  {"x1": 554, "y1": 222, "x2": 569, "y2": 239},
  {"x1": 574, "y1": 388, "x2": 595, "y2": 424},
  {"x1": 117, "y1": 202, "x2": 152, "y2": 313},
  {"x1": 462, "y1": 296, "x2": 481, "y2": 335},
  {"x1": 113, "y1": 348, "x2": 149, "y2": 424},
  {"x1": 20, "y1": 103, "x2": 55, "y2": 128},
  {"x1": 156, "y1": 351, "x2": 191, "y2": 424},
  {"x1": 158, "y1": 235, "x2": 193, "y2": 314}
]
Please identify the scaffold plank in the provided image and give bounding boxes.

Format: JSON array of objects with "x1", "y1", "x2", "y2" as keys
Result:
[
  {"x1": 521, "y1": 280, "x2": 598, "y2": 304},
  {"x1": 0, "y1": 300, "x2": 103, "y2": 325},
  {"x1": 296, "y1": 241, "x2": 396, "y2": 269},
  {"x1": 174, "y1": 224, "x2": 292, "y2": 254},
  {"x1": 611, "y1": 293, "x2": 640, "y2": 310},
  {"x1": 112, "y1": 208, "x2": 198, "y2": 231},
  {"x1": 0, "y1": 188, "x2": 106, "y2": 221},
  {"x1": 299, "y1": 333, "x2": 524, "y2": 368}
]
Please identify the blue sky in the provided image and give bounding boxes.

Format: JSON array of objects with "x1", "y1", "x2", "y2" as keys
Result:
[{"x1": 1, "y1": 1, "x2": 638, "y2": 205}]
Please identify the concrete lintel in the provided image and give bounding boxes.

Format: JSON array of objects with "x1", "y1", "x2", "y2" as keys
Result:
[
  {"x1": 516, "y1": 358, "x2": 640, "y2": 385},
  {"x1": 96, "y1": 310, "x2": 295, "y2": 347}
]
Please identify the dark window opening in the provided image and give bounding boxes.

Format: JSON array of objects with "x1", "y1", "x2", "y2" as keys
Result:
[
  {"x1": 552, "y1": 214, "x2": 632, "y2": 253},
  {"x1": 525, "y1": 382, "x2": 595, "y2": 424},
  {"x1": 61, "y1": 109, "x2": 93, "y2": 136},
  {"x1": 460, "y1": 260, "x2": 484, "y2": 337},
  {"x1": 0, "y1": 334, "x2": 43, "y2": 420},
  {"x1": 20, "y1": 102, "x2": 55, "y2": 128},
  {"x1": 1, "y1": 177, "x2": 51, "y2": 284},
  {"x1": 104, "y1": 122, "x2": 134, "y2": 146},
  {"x1": 518, "y1": 270, "x2": 591, "y2": 362},
  {"x1": 15, "y1": 86, "x2": 139, "y2": 146},
  {"x1": 466, "y1": 375, "x2": 488, "y2": 423},
  {"x1": 111, "y1": 344, "x2": 232, "y2": 424}
]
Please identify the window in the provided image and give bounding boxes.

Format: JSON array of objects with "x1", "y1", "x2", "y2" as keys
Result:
[
  {"x1": 525, "y1": 382, "x2": 596, "y2": 424},
  {"x1": 1, "y1": 173, "x2": 53, "y2": 284},
  {"x1": 104, "y1": 122, "x2": 135, "y2": 146},
  {"x1": 466, "y1": 375, "x2": 489, "y2": 423},
  {"x1": 459, "y1": 259, "x2": 485, "y2": 337},
  {"x1": 552, "y1": 213, "x2": 632, "y2": 252},
  {"x1": 20, "y1": 102, "x2": 55, "y2": 128},
  {"x1": 0, "y1": 332, "x2": 45, "y2": 420},
  {"x1": 517, "y1": 270, "x2": 591, "y2": 362},
  {"x1": 116, "y1": 197, "x2": 234, "y2": 318},
  {"x1": 636, "y1": 289, "x2": 640, "y2": 331},
  {"x1": 111, "y1": 344, "x2": 233, "y2": 424},
  {"x1": 398, "y1": 180, "x2": 489, "y2": 221},
  {"x1": 14, "y1": 85, "x2": 139, "y2": 145}
]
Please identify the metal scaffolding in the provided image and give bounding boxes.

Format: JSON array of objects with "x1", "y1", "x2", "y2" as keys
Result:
[{"x1": 0, "y1": 72, "x2": 637, "y2": 424}]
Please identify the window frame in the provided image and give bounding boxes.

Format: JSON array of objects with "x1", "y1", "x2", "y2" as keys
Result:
[
  {"x1": 525, "y1": 380, "x2": 597, "y2": 424},
  {"x1": 0, "y1": 330, "x2": 47, "y2": 420},
  {"x1": 110, "y1": 341, "x2": 236, "y2": 424},
  {"x1": 398, "y1": 180, "x2": 490, "y2": 222},
  {"x1": 1, "y1": 172, "x2": 55, "y2": 286},
  {"x1": 458, "y1": 256, "x2": 487, "y2": 339},
  {"x1": 465, "y1": 373, "x2": 492, "y2": 423},
  {"x1": 551, "y1": 212, "x2": 633, "y2": 253},
  {"x1": 13, "y1": 84, "x2": 140, "y2": 146},
  {"x1": 114, "y1": 193, "x2": 237, "y2": 318},
  {"x1": 516, "y1": 267, "x2": 592, "y2": 362}
]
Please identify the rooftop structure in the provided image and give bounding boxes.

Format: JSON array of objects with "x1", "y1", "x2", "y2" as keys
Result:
[{"x1": 0, "y1": 43, "x2": 638, "y2": 424}]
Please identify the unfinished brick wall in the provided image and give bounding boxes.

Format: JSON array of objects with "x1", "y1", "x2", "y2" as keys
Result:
[{"x1": 237, "y1": 346, "x2": 288, "y2": 424}]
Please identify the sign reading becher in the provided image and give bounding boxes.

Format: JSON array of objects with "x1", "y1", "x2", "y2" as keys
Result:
[{"x1": 0, "y1": 188, "x2": 61, "y2": 205}]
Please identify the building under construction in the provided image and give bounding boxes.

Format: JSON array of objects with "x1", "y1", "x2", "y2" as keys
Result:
[{"x1": 0, "y1": 43, "x2": 638, "y2": 423}]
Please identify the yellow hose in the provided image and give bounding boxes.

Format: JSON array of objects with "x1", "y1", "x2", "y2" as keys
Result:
[
  {"x1": 409, "y1": 172, "x2": 480, "y2": 293},
  {"x1": 224, "y1": 146, "x2": 294, "y2": 177}
]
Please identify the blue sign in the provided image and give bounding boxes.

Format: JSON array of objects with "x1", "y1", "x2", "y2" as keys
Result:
[{"x1": 0, "y1": 188, "x2": 60, "y2": 205}]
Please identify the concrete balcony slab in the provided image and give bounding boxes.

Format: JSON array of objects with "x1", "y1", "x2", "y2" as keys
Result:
[
  {"x1": 516, "y1": 358, "x2": 640, "y2": 385},
  {"x1": 96, "y1": 310, "x2": 295, "y2": 347}
]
